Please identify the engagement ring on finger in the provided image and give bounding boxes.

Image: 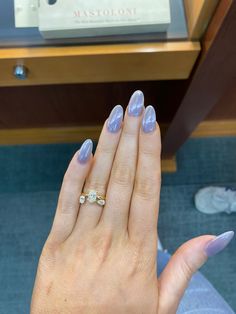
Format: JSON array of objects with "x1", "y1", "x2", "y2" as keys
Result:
[{"x1": 79, "y1": 190, "x2": 106, "y2": 206}]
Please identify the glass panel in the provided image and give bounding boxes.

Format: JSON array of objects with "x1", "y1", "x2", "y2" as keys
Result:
[{"x1": 0, "y1": 0, "x2": 188, "y2": 47}]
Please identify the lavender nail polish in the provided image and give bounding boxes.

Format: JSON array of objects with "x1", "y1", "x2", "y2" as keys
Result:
[
  {"x1": 128, "y1": 90, "x2": 144, "y2": 117},
  {"x1": 78, "y1": 139, "x2": 93, "y2": 164},
  {"x1": 107, "y1": 105, "x2": 123, "y2": 133},
  {"x1": 205, "y1": 231, "x2": 234, "y2": 257},
  {"x1": 142, "y1": 105, "x2": 156, "y2": 133}
]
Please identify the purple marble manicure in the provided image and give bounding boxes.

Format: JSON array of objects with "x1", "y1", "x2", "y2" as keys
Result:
[
  {"x1": 205, "y1": 231, "x2": 234, "y2": 257},
  {"x1": 107, "y1": 105, "x2": 124, "y2": 133},
  {"x1": 142, "y1": 105, "x2": 156, "y2": 133},
  {"x1": 78, "y1": 139, "x2": 93, "y2": 164},
  {"x1": 128, "y1": 90, "x2": 144, "y2": 117}
]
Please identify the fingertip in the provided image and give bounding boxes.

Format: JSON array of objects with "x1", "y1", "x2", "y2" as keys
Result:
[
  {"x1": 127, "y1": 90, "x2": 144, "y2": 117},
  {"x1": 141, "y1": 105, "x2": 156, "y2": 134},
  {"x1": 205, "y1": 230, "x2": 235, "y2": 257},
  {"x1": 77, "y1": 139, "x2": 94, "y2": 165},
  {"x1": 106, "y1": 105, "x2": 124, "y2": 133}
]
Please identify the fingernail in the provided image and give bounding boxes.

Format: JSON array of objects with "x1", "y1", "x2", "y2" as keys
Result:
[
  {"x1": 107, "y1": 105, "x2": 123, "y2": 133},
  {"x1": 128, "y1": 90, "x2": 144, "y2": 117},
  {"x1": 78, "y1": 139, "x2": 93, "y2": 164},
  {"x1": 142, "y1": 105, "x2": 156, "y2": 133},
  {"x1": 205, "y1": 231, "x2": 234, "y2": 257}
]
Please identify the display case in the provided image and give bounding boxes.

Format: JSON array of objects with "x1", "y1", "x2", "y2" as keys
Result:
[
  {"x1": 1, "y1": 0, "x2": 187, "y2": 47},
  {"x1": 0, "y1": 0, "x2": 223, "y2": 171},
  {"x1": 0, "y1": 0, "x2": 209, "y2": 87}
]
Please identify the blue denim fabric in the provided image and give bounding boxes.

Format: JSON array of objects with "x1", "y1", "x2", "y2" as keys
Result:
[{"x1": 157, "y1": 250, "x2": 235, "y2": 314}]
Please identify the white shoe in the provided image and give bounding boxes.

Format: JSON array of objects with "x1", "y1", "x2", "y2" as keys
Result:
[
  {"x1": 195, "y1": 186, "x2": 236, "y2": 214},
  {"x1": 158, "y1": 238, "x2": 163, "y2": 251}
]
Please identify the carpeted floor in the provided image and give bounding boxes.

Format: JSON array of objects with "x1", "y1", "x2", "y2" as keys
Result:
[{"x1": 0, "y1": 137, "x2": 235, "y2": 313}]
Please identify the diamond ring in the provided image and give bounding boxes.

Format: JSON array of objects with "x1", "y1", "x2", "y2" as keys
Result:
[{"x1": 79, "y1": 190, "x2": 106, "y2": 206}]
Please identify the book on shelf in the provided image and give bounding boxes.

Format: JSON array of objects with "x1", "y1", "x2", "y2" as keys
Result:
[{"x1": 37, "y1": 0, "x2": 171, "y2": 39}]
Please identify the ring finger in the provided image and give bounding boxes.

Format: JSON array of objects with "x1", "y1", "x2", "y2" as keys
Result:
[{"x1": 74, "y1": 104, "x2": 124, "y2": 234}]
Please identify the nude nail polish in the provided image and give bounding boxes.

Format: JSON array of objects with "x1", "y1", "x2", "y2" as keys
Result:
[
  {"x1": 107, "y1": 105, "x2": 124, "y2": 133},
  {"x1": 78, "y1": 139, "x2": 93, "y2": 164},
  {"x1": 128, "y1": 90, "x2": 144, "y2": 117},
  {"x1": 205, "y1": 231, "x2": 234, "y2": 257},
  {"x1": 142, "y1": 105, "x2": 156, "y2": 133}
]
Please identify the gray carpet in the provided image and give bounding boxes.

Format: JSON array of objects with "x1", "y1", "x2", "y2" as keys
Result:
[{"x1": 0, "y1": 137, "x2": 235, "y2": 313}]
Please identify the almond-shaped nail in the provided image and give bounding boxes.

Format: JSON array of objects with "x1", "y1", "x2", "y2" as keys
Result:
[
  {"x1": 107, "y1": 105, "x2": 123, "y2": 133},
  {"x1": 78, "y1": 139, "x2": 93, "y2": 164},
  {"x1": 142, "y1": 105, "x2": 156, "y2": 133},
  {"x1": 128, "y1": 90, "x2": 144, "y2": 117},
  {"x1": 205, "y1": 231, "x2": 234, "y2": 257}
]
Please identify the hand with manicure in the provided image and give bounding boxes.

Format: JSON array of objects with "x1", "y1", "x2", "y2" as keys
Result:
[{"x1": 31, "y1": 91, "x2": 234, "y2": 314}]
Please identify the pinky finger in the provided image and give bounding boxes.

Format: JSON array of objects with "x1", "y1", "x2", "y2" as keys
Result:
[{"x1": 47, "y1": 139, "x2": 93, "y2": 245}]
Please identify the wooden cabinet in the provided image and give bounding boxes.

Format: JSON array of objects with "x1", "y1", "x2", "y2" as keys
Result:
[
  {"x1": 0, "y1": 42, "x2": 200, "y2": 86},
  {"x1": 1, "y1": 0, "x2": 234, "y2": 172},
  {"x1": 0, "y1": 0, "x2": 217, "y2": 86}
]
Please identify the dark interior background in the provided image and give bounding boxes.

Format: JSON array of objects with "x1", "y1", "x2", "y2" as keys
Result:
[{"x1": 0, "y1": 79, "x2": 235, "y2": 130}]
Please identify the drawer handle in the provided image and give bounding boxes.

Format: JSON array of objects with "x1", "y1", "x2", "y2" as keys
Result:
[{"x1": 13, "y1": 65, "x2": 28, "y2": 80}]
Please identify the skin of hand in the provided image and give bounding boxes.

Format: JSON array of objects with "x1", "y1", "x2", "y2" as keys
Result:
[{"x1": 30, "y1": 91, "x2": 231, "y2": 314}]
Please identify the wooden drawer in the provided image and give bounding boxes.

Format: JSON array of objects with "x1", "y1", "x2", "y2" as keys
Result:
[{"x1": 0, "y1": 41, "x2": 200, "y2": 87}]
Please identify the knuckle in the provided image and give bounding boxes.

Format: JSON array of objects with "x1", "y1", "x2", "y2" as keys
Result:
[
  {"x1": 134, "y1": 175, "x2": 160, "y2": 200},
  {"x1": 141, "y1": 146, "x2": 156, "y2": 157},
  {"x1": 58, "y1": 194, "x2": 76, "y2": 214},
  {"x1": 181, "y1": 256, "x2": 195, "y2": 280},
  {"x1": 141, "y1": 144, "x2": 161, "y2": 160},
  {"x1": 85, "y1": 178, "x2": 106, "y2": 194},
  {"x1": 97, "y1": 144, "x2": 115, "y2": 156},
  {"x1": 73, "y1": 240, "x2": 87, "y2": 257},
  {"x1": 39, "y1": 240, "x2": 59, "y2": 269},
  {"x1": 122, "y1": 126, "x2": 136, "y2": 138},
  {"x1": 92, "y1": 232, "x2": 112, "y2": 252},
  {"x1": 112, "y1": 162, "x2": 134, "y2": 187},
  {"x1": 126, "y1": 245, "x2": 154, "y2": 277},
  {"x1": 91, "y1": 228, "x2": 113, "y2": 262}
]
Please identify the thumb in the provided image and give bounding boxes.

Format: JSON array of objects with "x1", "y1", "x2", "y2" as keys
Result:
[{"x1": 158, "y1": 231, "x2": 234, "y2": 314}]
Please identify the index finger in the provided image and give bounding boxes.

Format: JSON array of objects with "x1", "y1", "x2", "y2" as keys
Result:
[{"x1": 128, "y1": 106, "x2": 161, "y2": 246}]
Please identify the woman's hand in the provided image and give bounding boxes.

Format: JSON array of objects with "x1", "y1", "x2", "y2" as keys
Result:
[{"x1": 31, "y1": 91, "x2": 229, "y2": 314}]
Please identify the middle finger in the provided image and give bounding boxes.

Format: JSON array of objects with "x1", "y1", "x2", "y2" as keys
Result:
[{"x1": 100, "y1": 90, "x2": 144, "y2": 232}]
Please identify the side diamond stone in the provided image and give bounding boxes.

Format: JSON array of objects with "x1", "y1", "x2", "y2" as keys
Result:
[
  {"x1": 79, "y1": 195, "x2": 86, "y2": 204},
  {"x1": 88, "y1": 190, "x2": 97, "y2": 203},
  {"x1": 97, "y1": 199, "x2": 105, "y2": 206}
]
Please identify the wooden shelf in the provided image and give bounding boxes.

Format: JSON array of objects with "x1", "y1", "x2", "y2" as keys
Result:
[
  {"x1": 0, "y1": 41, "x2": 200, "y2": 86},
  {"x1": 0, "y1": 125, "x2": 177, "y2": 172}
]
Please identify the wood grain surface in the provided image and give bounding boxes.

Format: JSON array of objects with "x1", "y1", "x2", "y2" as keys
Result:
[
  {"x1": 184, "y1": 0, "x2": 219, "y2": 39},
  {"x1": 0, "y1": 42, "x2": 200, "y2": 86}
]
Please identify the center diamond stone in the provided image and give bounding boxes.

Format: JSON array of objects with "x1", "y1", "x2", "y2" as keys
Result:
[{"x1": 88, "y1": 190, "x2": 97, "y2": 203}]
